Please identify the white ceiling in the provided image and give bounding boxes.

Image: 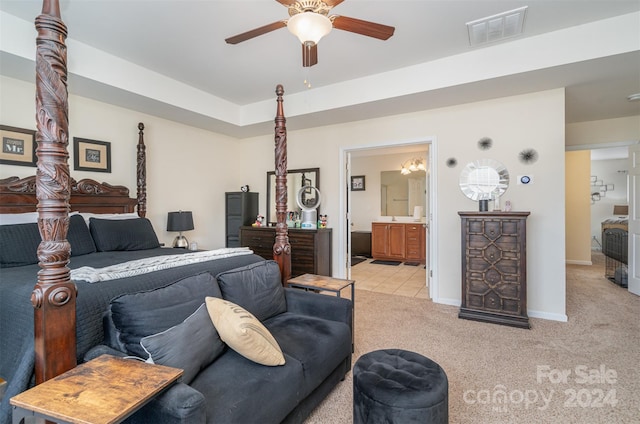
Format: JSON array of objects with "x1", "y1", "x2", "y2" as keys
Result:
[{"x1": 1, "y1": 0, "x2": 639, "y2": 138}]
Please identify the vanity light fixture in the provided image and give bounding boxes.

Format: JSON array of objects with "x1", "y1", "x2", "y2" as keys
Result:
[{"x1": 400, "y1": 158, "x2": 426, "y2": 175}]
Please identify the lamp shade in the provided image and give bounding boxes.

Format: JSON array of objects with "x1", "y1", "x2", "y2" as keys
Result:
[
  {"x1": 167, "y1": 211, "x2": 194, "y2": 232},
  {"x1": 287, "y1": 12, "x2": 332, "y2": 44}
]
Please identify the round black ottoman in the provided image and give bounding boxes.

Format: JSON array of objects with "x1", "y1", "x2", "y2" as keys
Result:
[{"x1": 353, "y1": 349, "x2": 448, "y2": 424}]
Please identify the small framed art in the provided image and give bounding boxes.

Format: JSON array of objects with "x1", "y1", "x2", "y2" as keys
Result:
[
  {"x1": 0, "y1": 125, "x2": 37, "y2": 167},
  {"x1": 73, "y1": 137, "x2": 111, "y2": 173},
  {"x1": 351, "y1": 175, "x2": 366, "y2": 191}
]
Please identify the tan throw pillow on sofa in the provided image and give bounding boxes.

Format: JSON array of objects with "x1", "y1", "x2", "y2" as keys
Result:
[{"x1": 205, "y1": 297, "x2": 285, "y2": 366}]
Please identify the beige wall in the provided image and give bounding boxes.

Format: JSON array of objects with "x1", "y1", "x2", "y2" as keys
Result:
[
  {"x1": 566, "y1": 116, "x2": 640, "y2": 147},
  {"x1": 243, "y1": 88, "x2": 568, "y2": 321},
  {"x1": 1, "y1": 76, "x2": 568, "y2": 321},
  {"x1": 565, "y1": 151, "x2": 592, "y2": 264},
  {"x1": 0, "y1": 76, "x2": 239, "y2": 250}
]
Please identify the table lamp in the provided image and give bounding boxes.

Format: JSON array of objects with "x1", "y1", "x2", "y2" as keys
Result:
[{"x1": 167, "y1": 211, "x2": 194, "y2": 248}]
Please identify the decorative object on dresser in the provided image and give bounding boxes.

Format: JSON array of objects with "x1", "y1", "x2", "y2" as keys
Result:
[
  {"x1": 167, "y1": 210, "x2": 194, "y2": 248},
  {"x1": 458, "y1": 211, "x2": 530, "y2": 329},
  {"x1": 225, "y1": 192, "x2": 259, "y2": 247},
  {"x1": 297, "y1": 185, "x2": 322, "y2": 229},
  {"x1": 240, "y1": 226, "x2": 332, "y2": 277},
  {"x1": 459, "y1": 159, "x2": 509, "y2": 212},
  {"x1": 371, "y1": 222, "x2": 425, "y2": 263}
]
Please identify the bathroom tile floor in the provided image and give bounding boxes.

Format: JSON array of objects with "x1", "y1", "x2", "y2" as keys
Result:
[{"x1": 350, "y1": 258, "x2": 429, "y2": 299}]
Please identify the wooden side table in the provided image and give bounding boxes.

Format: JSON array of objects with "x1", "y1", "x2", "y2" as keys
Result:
[
  {"x1": 287, "y1": 273, "x2": 355, "y2": 351},
  {"x1": 10, "y1": 354, "x2": 182, "y2": 424}
]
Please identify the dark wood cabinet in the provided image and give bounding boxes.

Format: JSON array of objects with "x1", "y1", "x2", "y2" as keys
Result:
[
  {"x1": 225, "y1": 192, "x2": 258, "y2": 247},
  {"x1": 371, "y1": 222, "x2": 425, "y2": 263},
  {"x1": 239, "y1": 226, "x2": 332, "y2": 277},
  {"x1": 458, "y1": 211, "x2": 530, "y2": 329}
]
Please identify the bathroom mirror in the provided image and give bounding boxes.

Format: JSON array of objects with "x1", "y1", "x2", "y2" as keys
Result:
[
  {"x1": 380, "y1": 170, "x2": 426, "y2": 217},
  {"x1": 266, "y1": 168, "x2": 320, "y2": 225},
  {"x1": 459, "y1": 159, "x2": 509, "y2": 201}
]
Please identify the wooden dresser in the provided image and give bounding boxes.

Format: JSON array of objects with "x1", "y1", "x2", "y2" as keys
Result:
[
  {"x1": 371, "y1": 222, "x2": 426, "y2": 263},
  {"x1": 240, "y1": 226, "x2": 332, "y2": 277},
  {"x1": 458, "y1": 211, "x2": 530, "y2": 328}
]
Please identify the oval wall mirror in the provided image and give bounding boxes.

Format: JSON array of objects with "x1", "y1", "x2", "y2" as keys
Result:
[{"x1": 459, "y1": 159, "x2": 509, "y2": 201}]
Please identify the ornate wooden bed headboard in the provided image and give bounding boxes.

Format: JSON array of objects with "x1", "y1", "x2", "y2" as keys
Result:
[
  {"x1": 18, "y1": 0, "x2": 291, "y2": 389},
  {"x1": 0, "y1": 176, "x2": 139, "y2": 214}
]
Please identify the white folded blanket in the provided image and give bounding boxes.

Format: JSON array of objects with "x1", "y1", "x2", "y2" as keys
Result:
[{"x1": 71, "y1": 247, "x2": 254, "y2": 283}]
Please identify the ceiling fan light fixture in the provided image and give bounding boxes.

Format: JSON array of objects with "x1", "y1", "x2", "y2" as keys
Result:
[{"x1": 288, "y1": 12, "x2": 332, "y2": 44}]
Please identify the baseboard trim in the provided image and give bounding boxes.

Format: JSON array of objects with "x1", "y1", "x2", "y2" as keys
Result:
[
  {"x1": 432, "y1": 297, "x2": 460, "y2": 307},
  {"x1": 433, "y1": 299, "x2": 568, "y2": 322},
  {"x1": 566, "y1": 260, "x2": 593, "y2": 265},
  {"x1": 528, "y1": 309, "x2": 568, "y2": 322}
]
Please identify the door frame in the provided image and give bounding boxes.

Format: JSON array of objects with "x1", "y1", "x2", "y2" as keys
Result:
[{"x1": 339, "y1": 137, "x2": 438, "y2": 299}]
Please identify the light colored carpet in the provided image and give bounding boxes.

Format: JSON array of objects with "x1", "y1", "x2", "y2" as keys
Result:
[{"x1": 305, "y1": 259, "x2": 640, "y2": 423}]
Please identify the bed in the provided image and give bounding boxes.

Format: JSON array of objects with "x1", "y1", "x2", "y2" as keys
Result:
[{"x1": 0, "y1": 2, "x2": 293, "y2": 422}]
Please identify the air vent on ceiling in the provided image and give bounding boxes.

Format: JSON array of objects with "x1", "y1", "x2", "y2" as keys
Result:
[{"x1": 466, "y1": 6, "x2": 528, "y2": 46}]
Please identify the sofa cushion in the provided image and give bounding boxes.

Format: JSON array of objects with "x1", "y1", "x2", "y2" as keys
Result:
[
  {"x1": 205, "y1": 297, "x2": 285, "y2": 366},
  {"x1": 190, "y1": 348, "x2": 304, "y2": 424},
  {"x1": 216, "y1": 260, "x2": 286, "y2": 321},
  {"x1": 141, "y1": 304, "x2": 225, "y2": 384},
  {"x1": 264, "y1": 311, "x2": 352, "y2": 397},
  {"x1": 109, "y1": 272, "x2": 222, "y2": 357},
  {"x1": 90, "y1": 217, "x2": 160, "y2": 251}
]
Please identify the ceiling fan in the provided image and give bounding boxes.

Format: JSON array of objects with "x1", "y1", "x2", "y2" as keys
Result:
[{"x1": 225, "y1": 0, "x2": 395, "y2": 67}]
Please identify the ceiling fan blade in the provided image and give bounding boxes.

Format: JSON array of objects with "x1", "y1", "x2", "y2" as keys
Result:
[
  {"x1": 324, "y1": 0, "x2": 345, "y2": 7},
  {"x1": 275, "y1": 0, "x2": 297, "y2": 6},
  {"x1": 302, "y1": 43, "x2": 318, "y2": 67},
  {"x1": 225, "y1": 20, "x2": 287, "y2": 44},
  {"x1": 332, "y1": 15, "x2": 395, "y2": 40}
]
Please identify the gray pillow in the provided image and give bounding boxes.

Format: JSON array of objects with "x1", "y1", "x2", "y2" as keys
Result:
[
  {"x1": 109, "y1": 272, "x2": 222, "y2": 357},
  {"x1": 0, "y1": 222, "x2": 40, "y2": 268},
  {"x1": 68, "y1": 214, "x2": 96, "y2": 256},
  {"x1": 141, "y1": 304, "x2": 225, "y2": 384},
  {"x1": 216, "y1": 260, "x2": 286, "y2": 321},
  {"x1": 90, "y1": 217, "x2": 160, "y2": 251}
]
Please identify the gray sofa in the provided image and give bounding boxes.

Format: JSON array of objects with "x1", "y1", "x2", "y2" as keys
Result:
[{"x1": 85, "y1": 260, "x2": 353, "y2": 424}]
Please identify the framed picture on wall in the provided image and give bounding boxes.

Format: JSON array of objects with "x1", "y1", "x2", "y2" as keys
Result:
[
  {"x1": 0, "y1": 125, "x2": 37, "y2": 167},
  {"x1": 351, "y1": 175, "x2": 366, "y2": 191},
  {"x1": 73, "y1": 137, "x2": 111, "y2": 173}
]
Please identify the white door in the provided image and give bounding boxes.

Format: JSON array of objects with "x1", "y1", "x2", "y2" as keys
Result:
[{"x1": 628, "y1": 144, "x2": 640, "y2": 295}]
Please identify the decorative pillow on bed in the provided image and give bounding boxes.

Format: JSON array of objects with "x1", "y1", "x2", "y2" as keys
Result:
[
  {"x1": 216, "y1": 260, "x2": 286, "y2": 321},
  {"x1": 90, "y1": 217, "x2": 160, "y2": 251},
  {"x1": 205, "y1": 296, "x2": 285, "y2": 366},
  {"x1": 68, "y1": 214, "x2": 96, "y2": 257},
  {"x1": 140, "y1": 303, "x2": 225, "y2": 384},
  {"x1": 0, "y1": 222, "x2": 40, "y2": 268},
  {"x1": 109, "y1": 272, "x2": 222, "y2": 357}
]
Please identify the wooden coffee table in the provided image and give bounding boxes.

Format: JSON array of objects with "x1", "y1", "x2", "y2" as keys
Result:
[{"x1": 10, "y1": 354, "x2": 182, "y2": 424}]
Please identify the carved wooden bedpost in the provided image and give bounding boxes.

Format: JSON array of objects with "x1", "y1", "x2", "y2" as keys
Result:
[
  {"x1": 33, "y1": 0, "x2": 76, "y2": 383},
  {"x1": 137, "y1": 122, "x2": 147, "y2": 217},
  {"x1": 273, "y1": 85, "x2": 291, "y2": 284}
]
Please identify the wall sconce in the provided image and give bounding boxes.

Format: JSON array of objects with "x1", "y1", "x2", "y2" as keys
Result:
[
  {"x1": 167, "y1": 210, "x2": 194, "y2": 248},
  {"x1": 400, "y1": 158, "x2": 426, "y2": 175}
]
